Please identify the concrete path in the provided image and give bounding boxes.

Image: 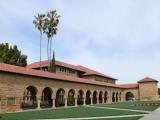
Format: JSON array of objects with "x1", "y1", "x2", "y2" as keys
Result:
[
  {"x1": 38, "y1": 114, "x2": 145, "y2": 120},
  {"x1": 86, "y1": 105, "x2": 151, "y2": 113},
  {"x1": 140, "y1": 107, "x2": 160, "y2": 120}
]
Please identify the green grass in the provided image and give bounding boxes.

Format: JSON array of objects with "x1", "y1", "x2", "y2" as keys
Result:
[
  {"x1": 0, "y1": 106, "x2": 145, "y2": 120},
  {"x1": 94, "y1": 101, "x2": 160, "y2": 111},
  {"x1": 0, "y1": 101, "x2": 159, "y2": 120}
]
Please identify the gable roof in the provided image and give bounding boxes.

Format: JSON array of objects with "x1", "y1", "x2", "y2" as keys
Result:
[
  {"x1": 118, "y1": 83, "x2": 138, "y2": 89},
  {"x1": 77, "y1": 65, "x2": 117, "y2": 80},
  {"x1": 0, "y1": 63, "x2": 120, "y2": 88},
  {"x1": 27, "y1": 60, "x2": 84, "y2": 72},
  {"x1": 28, "y1": 60, "x2": 117, "y2": 80},
  {"x1": 138, "y1": 77, "x2": 158, "y2": 83}
]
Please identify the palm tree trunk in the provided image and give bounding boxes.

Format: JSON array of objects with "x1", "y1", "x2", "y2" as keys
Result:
[
  {"x1": 40, "y1": 31, "x2": 42, "y2": 70},
  {"x1": 50, "y1": 38, "x2": 52, "y2": 62},
  {"x1": 47, "y1": 38, "x2": 50, "y2": 68}
]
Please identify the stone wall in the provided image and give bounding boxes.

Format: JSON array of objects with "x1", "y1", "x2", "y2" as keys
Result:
[
  {"x1": 139, "y1": 82, "x2": 159, "y2": 101},
  {"x1": 0, "y1": 72, "x2": 123, "y2": 113}
]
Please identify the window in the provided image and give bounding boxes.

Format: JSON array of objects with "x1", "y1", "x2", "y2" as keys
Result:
[{"x1": 7, "y1": 97, "x2": 16, "y2": 106}]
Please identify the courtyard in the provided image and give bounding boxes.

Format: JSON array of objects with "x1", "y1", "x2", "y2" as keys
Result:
[{"x1": 0, "y1": 101, "x2": 159, "y2": 120}]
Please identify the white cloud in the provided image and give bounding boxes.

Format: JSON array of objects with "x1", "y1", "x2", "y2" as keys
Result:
[{"x1": 0, "y1": 0, "x2": 160, "y2": 85}]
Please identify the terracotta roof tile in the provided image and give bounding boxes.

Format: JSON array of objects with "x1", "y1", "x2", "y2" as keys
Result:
[
  {"x1": 118, "y1": 83, "x2": 138, "y2": 89},
  {"x1": 77, "y1": 65, "x2": 117, "y2": 80},
  {"x1": 138, "y1": 77, "x2": 158, "y2": 83},
  {"x1": 27, "y1": 60, "x2": 84, "y2": 72},
  {"x1": 0, "y1": 63, "x2": 121, "y2": 88}
]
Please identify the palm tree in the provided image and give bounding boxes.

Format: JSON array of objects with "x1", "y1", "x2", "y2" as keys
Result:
[
  {"x1": 44, "y1": 10, "x2": 60, "y2": 69},
  {"x1": 33, "y1": 14, "x2": 45, "y2": 70}
]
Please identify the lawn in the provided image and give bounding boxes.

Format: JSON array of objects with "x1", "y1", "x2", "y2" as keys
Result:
[
  {"x1": 0, "y1": 101, "x2": 159, "y2": 120},
  {"x1": 94, "y1": 101, "x2": 160, "y2": 111}
]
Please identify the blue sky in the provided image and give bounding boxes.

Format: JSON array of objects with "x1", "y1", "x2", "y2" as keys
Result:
[{"x1": 0, "y1": 0, "x2": 160, "y2": 85}]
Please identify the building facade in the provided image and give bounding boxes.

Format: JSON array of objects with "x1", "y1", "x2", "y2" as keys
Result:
[{"x1": 0, "y1": 60, "x2": 159, "y2": 113}]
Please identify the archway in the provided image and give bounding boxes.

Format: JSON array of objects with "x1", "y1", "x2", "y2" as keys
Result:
[
  {"x1": 99, "y1": 91, "x2": 103, "y2": 104},
  {"x1": 67, "y1": 89, "x2": 75, "y2": 106},
  {"x1": 77, "y1": 90, "x2": 84, "y2": 105},
  {"x1": 55, "y1": 88, "x2": 65, "y2": 107},
  {"x1": 85, "y1": 90, "x2": 91, "y2": 105},
  {"x1": 93, "y1": 91, "x2": 97, "y2": 104},
  {"x1": 115, "y1": 92, "x2": 118, "y2": 102},
  {"x1": 112, "y1": 92, "x2": 115, "y2": 102},
  {"x1": 22, "y1": 86, "x2": 37, "y2": 109},
  {"x1": 126, "y1": 92, "x2": 134, "y2": 101},
  {"x1": 104, "y1": 91, "x2": 108, "y2": 103},
  {"x1": 40, "y1": 87, "x2": 52, "y2": 108}
]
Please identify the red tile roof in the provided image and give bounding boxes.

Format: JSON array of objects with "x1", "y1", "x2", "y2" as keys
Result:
[
  {"x1": 118, "y1": 83, "x2": 138, "y2": 89},
  {"x1": 28, "y1": 60, "x2": 117, "y2": 80},
  {"x1": 27, "y1": 60, "x2": 84, "y2": 72},
  {"x1": 138, "y1": 77, "x2": 158, "y2": 83},
  {"x1": 77, "y1": 65, "x2": 117, "y2": 80},
  {"x1": 0, "y1": 63, "x2": 121, "y2": 88}
]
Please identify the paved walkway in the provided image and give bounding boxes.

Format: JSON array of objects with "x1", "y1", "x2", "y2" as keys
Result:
[
  {"x1": 86, "y1": 105, "x2": 151, "y2": 113},
  {"x1": 140, "y1": 107, "x2": 160, "y2": 120},
  {"x1": 38, "y1": 114, "x2": 145, "y2": 120}
]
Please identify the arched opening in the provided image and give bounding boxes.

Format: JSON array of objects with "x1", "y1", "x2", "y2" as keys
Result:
[
  {"x1": 55, "y1": 88, "x2": 65, "y2": 107},
  {"x1": 104, "y1": 91, "x2": 108, "y2": 103},
  {"x1": 93, "y1": 91, "x2": 97, "y2": 104},
  {"x1": 99, "y1": 91, "x2": 103, "y2": 104},
  {"x1": 67, "y1": 89, "x2": 75, "y2": 106},
  {"x1": 77, "y1": 90, "x2": 84, "y2": 105},
  {"x1": 40, "y1": 87, "x2": 52, "y2": 108},
  {"x1": 112, "y1": 92, "x2": 115, "y2": 102},
  {"x1": 115, "y1": 92, "x2": 118, "y2": 102},
  {"x1": 85, "y1": 90, "x2": 91, "y2": 105},
  {"x1": 22, "y1": 86, "x2": 37, "y2": 109},
  {"x1": 126, "y1": 92, "x2": 134, "y2": 101}
]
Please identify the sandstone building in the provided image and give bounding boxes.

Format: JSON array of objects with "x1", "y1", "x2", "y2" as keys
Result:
[{"x1": 0, "y1": 60, "x2": 159, "y2": 113}]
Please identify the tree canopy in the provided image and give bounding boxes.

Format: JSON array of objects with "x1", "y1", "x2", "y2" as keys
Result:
[{"x1": 0, "y1": 43, "x2": 27, "y2": 67}]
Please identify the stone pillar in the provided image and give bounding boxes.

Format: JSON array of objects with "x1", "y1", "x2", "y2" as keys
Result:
[
  {"x1": 52, "y1": 98, "x2": 56, "y2": 109},
  {"x1": 75, "y1": 98, "x2": 77, "y2": 107},
  {"x1": 97, "y1": 98, "x2": 99, "y2": 104},
  {"x1": 90, "y1": 97, "x2": 93, "y2": 105},
  {"x1": 37, "y1": 98, "x2": 41, "y2": 110},
  {"x1": 83, "y1": 98, "x2": 86, "y2": 106},
  {"x1": 108, "y1": 91, "x2": 112, "y2": 104},
  {"x1": 64, "y1": 98, "x2": 67, "y2": 108},
  {"x1": 102, "y1": 97, "x2": 104, "y2": 104}
]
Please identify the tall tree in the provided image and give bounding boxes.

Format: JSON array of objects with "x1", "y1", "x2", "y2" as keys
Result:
[
  {"x1": 33, "y1": 14, "x2": 45, "y2": 70},
  {"x1": 44, "y1": 10, "x2": 60, "y2": 68},
  {"x1": 0, "y1": 43, "x2": 27, "y2": 66},
  {"x1": 48, "y1": 51, "x2": 56, "y2": 73}
]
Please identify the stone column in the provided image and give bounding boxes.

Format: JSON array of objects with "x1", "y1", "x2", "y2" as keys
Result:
[
  {"x1": 97, "y1": 98, "x2": 99, "y2": 104},
  {"x1": 83, "y1": 98, "x2": 86, "y2": 106},
  {"x1": 102, "y1": 97, "x2": 104, "y2": 104},
  {"x1": 52, "y1": 98, "x2": 56, "y2": 109},
  {"x1": 108, "y1": 91, "x2": 112, "y2": 104},
  {"x1": 75, "y1": 98, "x2": 78, "y2": 107},
  {"x1": 90, "y1": 97, "x2": 93, "y2": 105},
  {"x1": 37, "y1": 98, "x2": 41, "y2": 110},
  {"x1": 64, "y1": 98, "x2": 67, "y2": 108}
]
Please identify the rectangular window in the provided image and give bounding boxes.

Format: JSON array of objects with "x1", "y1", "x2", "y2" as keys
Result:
[{"x1": 7, "y1": 97, "x2": 16, "y2": 106}]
